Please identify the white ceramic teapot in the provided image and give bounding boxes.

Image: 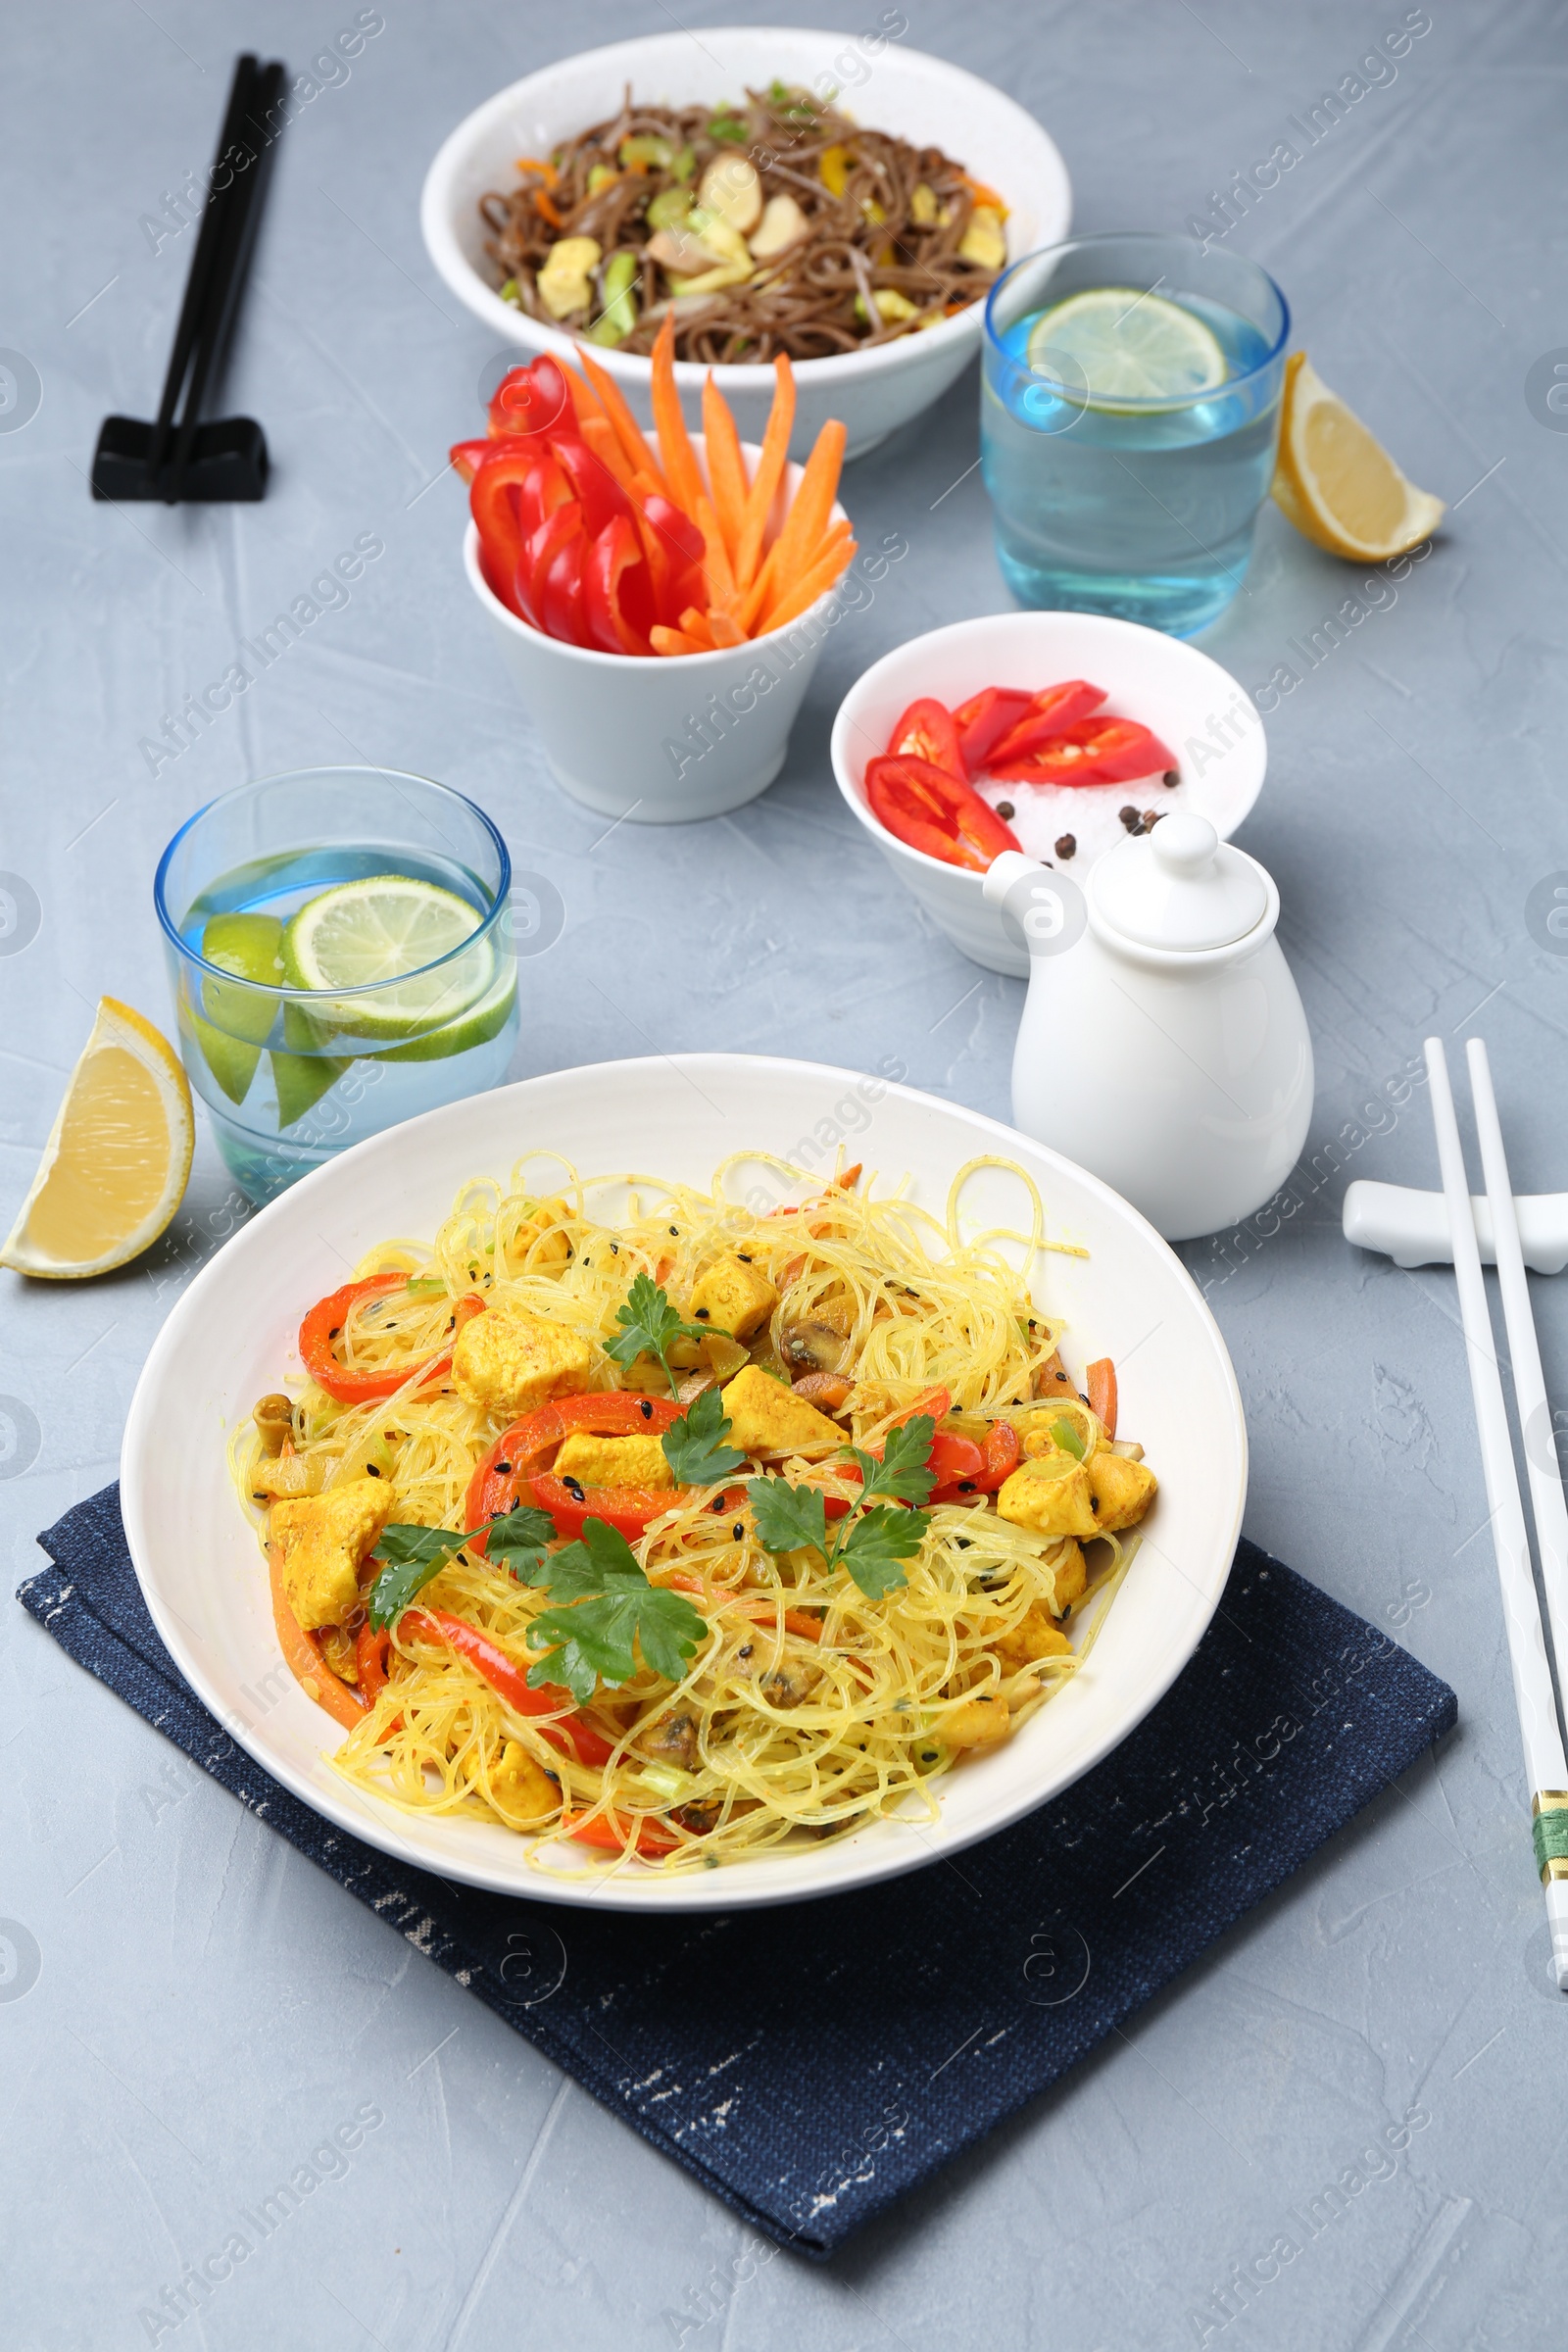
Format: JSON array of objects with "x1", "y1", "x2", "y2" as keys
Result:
[{"x1": 982, "y1": 814, "x2": 1313, "y2": 1241}]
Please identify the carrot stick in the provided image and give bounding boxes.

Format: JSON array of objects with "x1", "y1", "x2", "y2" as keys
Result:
[
  {"x1": 564, "y1": 363, "x2": 603, "y2": 427},
  {"x1": 268, "y1": 1545, "x2": 367, "y2": 1732},
  {"x1": 759, "y1": 519, "x2": 853, "y2": 627},
  {"x1": 677, "y1": 605, "x2": 718, "y2": 648},
  {"x1": 701, "y1": 373, "x2": 749, "y2": 568},
  {"x1": 764, "y1": 417, "x2": 846, "y2": 599},
  {"x1": 760, "y1": 534, "x2": 857, "y2": 633},
  {"x1": 737, "y1": 539, "x2": 781, "y2": 635},
  {"x1": 650, "y1": 624, "x2": 710, "y2": 657},
  {"x1": 694, "y1": 493, "x2": 737, "y2": 606},
  {"x1": 650, "y1": 314, "x2": 707, "y2": 521},
  {"x1": 578, "y1": 346, "x2": 669, "y2": 498},
  {"x1": 706, "y1": 609, "x2": 747, "y2": 649},
  {"x1": 1085, "y1": 1357, "x2": 1117, "y2": 1439},
  {"x1": 734, "y1": 352, "x2": 796, "y2": 589}
]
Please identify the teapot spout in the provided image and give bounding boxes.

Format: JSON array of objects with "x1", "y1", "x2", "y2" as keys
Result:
[{"x1": 982, "y1": 852, "x2": 1087, "y2": 963}]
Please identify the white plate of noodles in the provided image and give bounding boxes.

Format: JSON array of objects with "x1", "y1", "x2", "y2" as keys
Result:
[{"x1": 121, "y1": 1056, "x2": 1246, "y2": 1912}]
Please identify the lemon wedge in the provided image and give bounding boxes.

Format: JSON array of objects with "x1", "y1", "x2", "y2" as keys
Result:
[
  {"x1": 1272, "y1": 352, "x2": 1445, "y2": 561},
  {"x1": 1, "y1": 998, "x2": 194, "y2": 1279}
]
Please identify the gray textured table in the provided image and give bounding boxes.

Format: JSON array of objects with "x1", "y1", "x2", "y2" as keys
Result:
[{"x1": 4, "y1": 4, "x2": 1566, "y2": 2345}]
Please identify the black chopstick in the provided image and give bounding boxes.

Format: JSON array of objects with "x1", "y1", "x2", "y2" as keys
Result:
[
  {"x1": 145, "y1": 53, "x2": 259, "y2": 494},
  {"x1": 167, "y1": 58, "x2": 284, "y2": 501}
]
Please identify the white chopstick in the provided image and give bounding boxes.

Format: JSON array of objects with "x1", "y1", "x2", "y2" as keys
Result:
[
  {"x1": 1423, "y1": 1039, "x2": 1568, "y2": 1990},
  {"x1": 1464, "y1": 1038, "x2": 1568, "y2": 1985}
]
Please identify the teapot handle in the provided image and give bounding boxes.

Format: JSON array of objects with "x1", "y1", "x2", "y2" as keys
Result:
[{"x1": 981, "y1": 852, "x2": 1087, "y2": 960}]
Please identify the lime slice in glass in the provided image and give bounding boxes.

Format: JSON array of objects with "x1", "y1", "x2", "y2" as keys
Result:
[
  {"x1": 270, "y1": 999, "x2": 350, "y2": 1129},
  {"x1": 1025, "y1": 287, "x2": 1227, "y2": 406},
  {"x1": 374, "y1": 962, "x2": 517, "y2": 1063},
  {"x1": 281, "y1": 875, "x2": 490, "y2": 1041},
  {"x1": 193, "y1": 911, "x2": 285, "y2": 1103}
]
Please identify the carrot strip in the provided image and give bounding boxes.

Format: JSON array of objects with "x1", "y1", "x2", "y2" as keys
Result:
[
  {"x1": 650, "y1": 313, "x2": 707, "y2": 521},
  {"x1": 737, "y1": 539, "x2": 781, "y2": 634},
  {"x1": 578, "y1": 346, "x2": 669, "y2": 498},
  {"x1": 760, "y1": 533, "x2": 856, "y2": 632},
  {"x1": 534, "y1": 189, "x2": 564, "y2": 228},
  {"x1": 1086, "y1": 1357, "x2": 1117, "y2": 1439},
  {"x1": 701, "y1": 373, "x2": 749, "y2": 568},
  {"x1": 564, "y1": 364, "x2": 603, "y2": 427},
  {"x1": 694, "y1": 493, "x2": 737, "y2": 605},
  {"x1": 734, "y1": 352, "x2": 796, "y2": 589},
  {"x1": 764, "y1": 417, "x2": 846, "y2": 599},
  {"x1": 677, "y1": 605, "x2": 718, "y2": 649},
  {"x1": 268, "y1": 1546, "x2": 367, "y2": 1732},
  {"x1": 706, "y1": 609, "x2": 747, "y2": 649},
  {"x1": 650, "y1": 624, "x2": 709, "y2": 656},
  {"x1": 515, "y1": 156, "x2": 559, "y2": 186}
]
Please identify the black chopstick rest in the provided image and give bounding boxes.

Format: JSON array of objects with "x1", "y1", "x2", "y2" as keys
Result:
[{"x1": 90, "y1": 53, "x2": 284, "y2": 504}]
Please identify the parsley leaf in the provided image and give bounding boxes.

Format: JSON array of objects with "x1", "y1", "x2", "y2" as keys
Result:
[
  {"x1": 523, "y1": 1516, "x2": 707, "y2": 1704},
  {"x1": 367, "y1": 1522, "x2": 466, "y2": 1631},
  {"x1": 662, "y1": 1387, "x2": 747, "y2": 1486},
  {"x1": 481, "y1": 1503, "x2": 558, "y2": 1582},
  {"x1": 604, "y1": 1273, "x2": 711, "y2": 1396},
  {"x1": 746, "y1": 1476, "x2": 828, "y2": 1560},
  {"x1": 839, "y1": 1503, "x2": 932, "y2": 1597},
  {"x1": 845, "y1": 1415, "x2": 939, "y2": 1507}
]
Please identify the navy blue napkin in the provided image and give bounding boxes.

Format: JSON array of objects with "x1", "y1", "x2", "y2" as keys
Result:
[{"x1": 20, "y1": 1486, "x2": 1454, "y2": 2257}]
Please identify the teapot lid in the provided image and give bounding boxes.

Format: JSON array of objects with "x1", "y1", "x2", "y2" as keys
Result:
[{"x1": 1091, "y1": 813, "x2": 1269, "y2": 951}]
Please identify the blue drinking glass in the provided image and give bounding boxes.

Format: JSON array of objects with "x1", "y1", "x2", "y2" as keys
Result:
[{"x1": 981, "y1": 233, "x2": 1290, "y2": 637}]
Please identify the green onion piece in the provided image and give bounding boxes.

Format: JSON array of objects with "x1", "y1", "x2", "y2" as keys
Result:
[
  {"x1": 498, "y1": 277, "x2": 520, "y2": 307},
  {"x1": 619, "y1": 133, "x2": 672, "y2": 169},
  {"x1": 589, "y1": 250, "x2": 640, "y2": 347},
  {"x1": 670, "y1": 143, "x2": 697, "y2": 182},
  {"x1": 646, "y1": 186, "x2": 693, "y2": 232},
  {"x1": 1052, "y1": 1417, "x2": 1086, "y2": 1460}
]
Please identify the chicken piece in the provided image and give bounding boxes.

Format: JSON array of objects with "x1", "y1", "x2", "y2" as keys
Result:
[
  {"x1": 997, "y1": 1459, "x2": 1099, "y2": 1541},
  {"x1": 488, "y1": 1740, "x2": 560, "y2": 1826},
  {"x1": 1052, "y1": 1541, "x2": 1089, "y2": 1615},
  {"x1": 994, "y1": 1602, "x2": 1073, "y2": 1671},
  {"x1": 451, "y1": 1304, "x2": 594, "y2": 1417},
  {"x1": 553, "y1": 1431, "x2": 674, "y2": 1492},
  {"x1": 690, "y1": 1252, "x2": 778, "y2": 1341},
  {"x1": 719, "y1": 1364, "x2": 844, "y2": 1458},
  {"x1": 248, "y1": 1447, "x2": 327, "y2": 1503},
  {"x1": 944, "y1": 1692, "x2": 1012, "y2": 1747},
  {"x1": 517, "y1": 1196, "x2": 572, "y2": 1269},
  {"x1": 1087, "y1": 1452, "x2": 1157, "y2": 1532},
  {"x1": 270, "y1": 1478, "x2": 395, "y2": 1632}
]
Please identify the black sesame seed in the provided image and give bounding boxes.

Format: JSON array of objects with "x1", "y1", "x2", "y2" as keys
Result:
[
  {"x1": 610, "y1": 1242, "x2": 618, "y2": 1253},
  {"x1": 739, "y1": 1642, "x2": 753, "y2": 1659},
  {"x1": 995, "y1": 800, "x2": 1015, "y2": 820},
  {"x1": 710, "y1": 1494, "x2": 727, "y2": 1512},
  {"x1": 957, "y1": 1480, "x2": 976, "y2": 1494},
  {"x1": 1054, "y1": 833, "x2": 1076, "y2": 860},
  {"x1": 328, "y1": 1326, "x2": 341, "y2": 1340},
  {"x1": 737, "y1": 1252, "x2": 753, "y2": 1262},
  {"x1": 639, "y1": 1398, "x2": 654, "y2": 1419},
  {"x1": 669, "y1": 1225, "x2": 678, "y2": 1236},
  {"x1": 1162, "y1": 768, "x2": 1179, "y2": 787},
  {"x1": 564, "y1": 1478, "x2": 586, "y2": 1500},
  {"x1": 495, "y1": 1461, "x2": 512, "y2": 1474},
  {"x1": 695, "y1": 1307, "x2": 710, "y2": 1320},
  {"x1": 732, "y1": 1522, "x2": 745, "y2": 1540}
]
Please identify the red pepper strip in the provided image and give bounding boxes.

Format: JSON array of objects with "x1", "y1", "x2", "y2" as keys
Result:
[
  {"x1": 931, "y1": 1420, "x2": 1020, "y2": 1503},
  {"x1": 584, "y1": 513, "x2": 655, "y2": 656},
  {"x1": 811, "y1": 1386, "x2": 959, "y2": 1513},
  {"x1": 637, "y1": 493, "x2": 708, "y2": 629},
  {"x1": 268, "y1": 1545, "x2": 368, "y2": 1730},
  {"x1": 886, "y1": 695, "x2": 966, "y2": 781},
  {"x1": 537, "y1": 521, "x2": 591, "y2": 648},
  {"x1": 662, "y1": 1573, "x2": 823, "y2": 1643},
  {"x1": 450, "y1": 437, "x2": 496, "y2": 486},
  {"x1": 986, "y1": 680, "x2": 1106, "y2": 766},
  {"x1": 299, "y1": 1277, "x2": 482, "y2": 1404},
  {"x1": 401, "y1": 1606, "x2": 614, "y2": 1768},
  {"x1": 357, "y1": 1622, "x2": 390, "y2": 1699},
  {"x1": 466, "y1": 1393, "x2": 684, "y2": 1539},
  {"x1": 529, "y1": 1472, "x2": 683, "y2": 1542},
  {"x1": 864, "y1": 755, "x2": 1021, "y2": 873},
  {"x1": 563, "y1": 1810, "x2": 679, "y2": 1857},
  {"x1": 488, "y1": 356, "x2": 571, "y2": 440},
  {"x1": 991, "y1": 716, "x2": 1177, "y2": 788},
  {"x1": 551, "y1": 429, "x2": 638, "y2": 543},
  {"x1": 952, "y1": 687, "x2": 1036, "y2": 775},
  {"x1": 1086, "y1": 1357, "x2": 1117, "y2": 1440},
  {"x1": 469, "y1": 447, "x2": 563, "y2": 616}
]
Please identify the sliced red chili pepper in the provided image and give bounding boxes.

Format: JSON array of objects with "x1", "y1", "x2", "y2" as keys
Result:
[
  {"x1": 952, "y1": 687, "x2": 1036, "y2": 774},
  {"x1": 864, "y1": 755, "x2": 1021, "y2": 873},
  {"x1": 299, "y1": 1278, "x2": 482, "y2": 1404},
  {"x1": 886, "y1": 696, "x2": 965, "y2": 780},
  {"x1": 991, "y1": 716, "x2": 1177, "y2": 787},
  {"x1": 584, "y1": 513, "x2": 655, "y2": 656},
  {"x1": 986, "y1": 680, "x2": 1107, "y2": 767},
  {"x1": 466, "y1": 1393, "x2": 685, "y2": 1547},
  {"x1": 401, "y1": 1605, "x2": 613, "y2": 1768},
  {"x1": 931, "y1": 1420, "x2": 1019, "y2": 1503}
]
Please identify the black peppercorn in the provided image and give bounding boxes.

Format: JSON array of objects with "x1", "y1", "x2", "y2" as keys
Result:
[
  {"x1": 1054, "y1": 832, "x2": 1076, "y2": 859},
  {"x1": 995, "y1": 800, "x2": 1015, "y2": 820},
  {"x1": 1162, "y1": 768, "x2": 1179, "y2": 787}
]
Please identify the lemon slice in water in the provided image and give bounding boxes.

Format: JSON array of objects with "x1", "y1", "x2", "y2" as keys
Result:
[
  {"x1": 1026, "y1": 286, "x2": 1228, "y2": 406},
  {"x1": 1, "y1": 999, "x2": 193, "y2": 1278},
  {"x1": 281, "y1": 875, "x2": 490, "y2": 1039}
]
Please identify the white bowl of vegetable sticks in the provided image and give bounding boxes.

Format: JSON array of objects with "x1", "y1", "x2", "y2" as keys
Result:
[{"x1": 420, "y1": 26, "x2": 1071, "y2": 461}]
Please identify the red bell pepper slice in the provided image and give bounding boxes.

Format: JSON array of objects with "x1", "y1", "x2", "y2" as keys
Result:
[
  {"x1": 299, "y1": 1277, "x2": 482, "y2": 1404},
  {"x1": 637, "y1": 494, "x2": 708, "y2": 628},
  {"x1": 401, "y1": 1605, "x2": 613, "y2": 1768},
  {"x1": 537, "y1": 520, "x2": 590, "y2": 648},
  {"x1": 450, "y1": 437, "x2": 496, "y2": 486},
  {"x1": 886, "y1": 696, "x2": 965, "y2": 781},
  {"x1": 585, "y1": 514, "x2": 655, "y2": 656},
  {"x1": 931, "y1": 1420, "x2": 1020, "y2": 1504},
  {"x1": 986, "y1": 681, "x2": 1107, "y2": 767},
  {"x1": 952, "y1": 687, "x2": 1036, "y2": 775},
  {"x1": 864, "y1": 755, "x2": 1021, "y2": 873},
  {"x1": 991, "y1": 716, "x2": 1176, "y2": 787},
  {"x1": 551, "y1": 430, "x2": 637, "y2": 544},
  {"x1": 466, "y1": 1393, "x2": 685, "y2": 1546},
  {"x1": 810, "y1": 1386, "x2": 958, "y2": 1512},
  {"x1": 469, "y1": 447, "x2": 570, "y2": 619},
  {"x1": 529, "y1": 1472, "x2": 685, "y2": 1541},
  {"x1": 488, "y1": 356, "x2": 571, "y2": 440},
  {"x1": 563, "y1": 1809, "x2": 678, "y2": 1857}
]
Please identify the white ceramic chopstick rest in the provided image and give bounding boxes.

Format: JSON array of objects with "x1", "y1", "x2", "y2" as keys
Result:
[{"x1": 1344, "y1": 1180, "x2": 1568, "y2": 1273}]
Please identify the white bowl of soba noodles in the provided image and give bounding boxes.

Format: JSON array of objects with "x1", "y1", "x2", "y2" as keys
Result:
[
  {"x1": 121, "y1": 1054, "x2": 1246, "y2": 1913},
  {"x1": 420, "y1": 27, "x2": 1071, "y2": 461}
]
